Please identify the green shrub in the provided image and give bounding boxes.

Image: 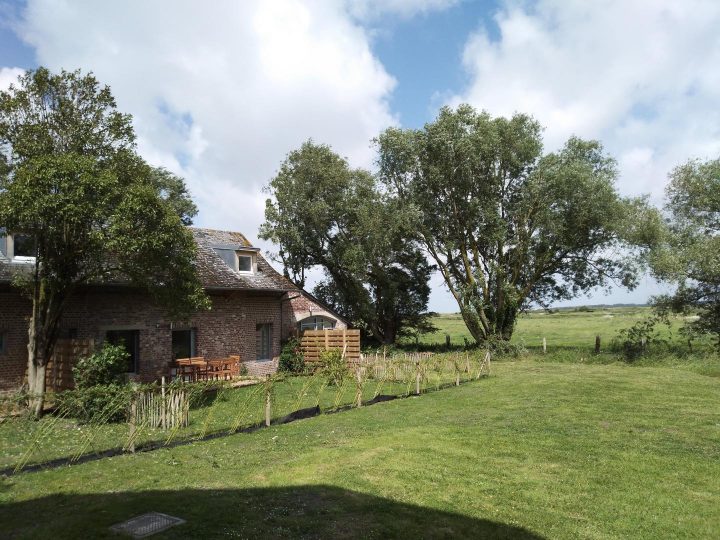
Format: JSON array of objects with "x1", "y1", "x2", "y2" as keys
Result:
[
  {"x1": 57, "y1": 384, "x2": 131, "y2": 424},
  {"x1": 319, "y1": 348, "x2": 347, "y2": 386},
  {"x1": 72, "y1": 344, "x2": 129, "y2": 388},
  {"x1": 58, "y1": 344, "x2": 131, "y2": 423},
  {"x1": 485, "y1": 336, "x2": 527, "y2": 357},
  {"x1": 614, "y1": 317, "x2": 666, "y2": 362},
  {"x1": 279, "y1": 337, "x2": 306, "y2": 374}
]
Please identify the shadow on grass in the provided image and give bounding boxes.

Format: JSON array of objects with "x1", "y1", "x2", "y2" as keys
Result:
[{"x1": 0, "y1": 485, "x2": 545, "y2": 539}]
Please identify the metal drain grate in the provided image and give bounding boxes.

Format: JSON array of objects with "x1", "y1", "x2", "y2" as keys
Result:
[{"x1": 110, "y1": 512, "x2": 186, "y2": 538}]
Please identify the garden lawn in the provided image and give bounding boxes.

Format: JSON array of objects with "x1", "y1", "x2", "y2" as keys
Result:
[{"x1": 1, "y1": 360, "x2": 719, "y2": 539}]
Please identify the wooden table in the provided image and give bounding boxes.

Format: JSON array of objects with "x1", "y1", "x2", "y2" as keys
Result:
[{"x1": 173, "y1": 356, "x2": 241, "y2": 382}]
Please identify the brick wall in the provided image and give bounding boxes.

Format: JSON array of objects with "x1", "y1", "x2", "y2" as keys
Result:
[
  {"x1": 0, "y1": 290, "x2": 31, "y2": 391},
  {"x1": 0, "y1": 287, "x2": 284, "y2": 390}
]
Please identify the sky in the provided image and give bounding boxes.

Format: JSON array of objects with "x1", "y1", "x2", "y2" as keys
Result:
[{"x1": 1, "y1": 0, "x2": 719, "y2": 312}]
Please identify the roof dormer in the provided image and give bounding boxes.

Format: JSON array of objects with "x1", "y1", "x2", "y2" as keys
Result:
[
  {"x1": 213, "y1": 244, "x2": 260, "y2": 274},
  {"x1": 0, "y1": 231, "x2": 36, "y2": 264}
]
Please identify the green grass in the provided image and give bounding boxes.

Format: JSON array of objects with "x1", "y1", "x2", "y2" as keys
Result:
[
  {"x1": 1, "y1": 360, "x2": 719, "y2": 539},
  {"x1": 0, "y1": 359, "x2": 470, "y2": 472},
  {"x1": 415, "y1": 306, "x2": 696, "y2": 350},
  {"x1": 408, "y1": 307, "x2": 720, "y2": 377}
]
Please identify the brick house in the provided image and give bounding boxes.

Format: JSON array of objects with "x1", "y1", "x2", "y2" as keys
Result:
[{"x1": 0, "y1": 228, "x2": 347, "y2": 390}]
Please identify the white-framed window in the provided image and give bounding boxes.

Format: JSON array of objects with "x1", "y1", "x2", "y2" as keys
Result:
[
  {"x1": 237, "y1": 253, "x2": 253, "y2": 273},
  {"x1": 298, "y1": 316, "x2": 336, "y2": 331},
  {"x1": 4, "y1": 233, "x2": 37, "y2": 263}
]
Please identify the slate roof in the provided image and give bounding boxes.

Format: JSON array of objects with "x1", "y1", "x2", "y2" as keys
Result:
[
  {"x1": 191, "y1": 228, "x2": 297, "y2": 292},
  {"x1": 0, "y1": 228, "x2": 298, "y2": 293}
]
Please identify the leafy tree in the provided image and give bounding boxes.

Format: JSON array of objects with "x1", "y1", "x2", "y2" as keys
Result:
[
  {"x1": 377, "y1": 105, "x2": 659, "y2": 343},
  {"x1": 0, "y1": 67, "x2": 209, "y2": 416},
  {"x1": 650, "y1": 158, "x2": 720, "y2": 346},
  {"x1": 148, "y1": 167, "x2": 198, "y2": 226},
  {"x1": 260, "y1": 140, "x2": 434, "y2": 344}
]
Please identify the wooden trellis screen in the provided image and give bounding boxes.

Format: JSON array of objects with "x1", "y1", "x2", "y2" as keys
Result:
[
  {"x1": 43, "y1": 338, "x2": 94, "y2": 392},
  {"x1": 300, "y1": 329, "x2": 361, "y2": 368}
]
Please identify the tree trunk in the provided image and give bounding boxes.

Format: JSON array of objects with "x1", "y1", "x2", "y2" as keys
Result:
[
  {"x1": 28, "y1": 362, "x2": 47, "y2": 417},
  {"x1": 27, "y1": 315, "x2": 49, "y2": 418},
  {"x1": 26, "y1": 284, "x2": 64, "y2": 419},
  {"x1": 458, "y1": 307, "x2": 487, "y2": 344}
]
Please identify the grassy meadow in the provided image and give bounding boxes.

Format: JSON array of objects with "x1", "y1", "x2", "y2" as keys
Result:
[
  {"x1": 417, "y1": 306, "x2": 681, "y2": 349},
  {"x1": 1, "y1": 305, "x2": 719, "y2": 539}
]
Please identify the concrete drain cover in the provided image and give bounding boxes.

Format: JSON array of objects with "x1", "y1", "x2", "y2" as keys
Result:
[{"x1": 110, "y1": 512, "x2": 185, "y2": 538}]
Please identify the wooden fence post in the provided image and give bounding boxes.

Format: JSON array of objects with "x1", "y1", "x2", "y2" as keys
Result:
[
  {"x1": 415, "y1": 361, "x2": 421, "y2": 395},
  {"x1": 355, "y1": 367, "x2": 363, "y2": 407},
  {"x1": 128, "y1": 394, "x2": 137, "y2": 453},
  {"x1": 595, "y1": 335, "x2": 601, "y2": 354},
  {"x1": 455, "y1": 355, "x2": 460, "y2": 386},
  {"x1": 161, "y1": 376, "x2": 167, "y2": 429},
  {"x1": 446, "y1": 334, "x2": 451, "y2": 349},
  {"x1": 542, "y1": 337, "x2": 547, "y2": 354},
  {"x1": 265, "y1": 375, "x2": 272, "y2": 427}
]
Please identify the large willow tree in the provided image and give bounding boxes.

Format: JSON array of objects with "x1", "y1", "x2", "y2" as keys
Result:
[
  {"x1": 261, "y1": 140, "x2": 434, "y2": 344},
  {"x1": 377, "y1": 105, "x2": 659, "y2": 343},
  {"x1": 650, "y1": 158, "x2": 720, "y2": 346},
  {"x1": 0, "y1": 68, "x2": 209, "y2": 416}
]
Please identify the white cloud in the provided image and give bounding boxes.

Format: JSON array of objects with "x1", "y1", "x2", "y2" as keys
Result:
[
  {"x1": 17, "y1": 0, "x2": 397, "y2": 245},
  {"x1": 0, "y1": 67, "x2": 25, "y2": 92},
  {"x1": 452, "y1": 0, "x2": 720, "y2": 202}
]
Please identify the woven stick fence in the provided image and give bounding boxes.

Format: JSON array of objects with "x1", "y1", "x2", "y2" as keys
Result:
[{"x1": 132, "y1": 383, "x2": 189, "y2": 430}]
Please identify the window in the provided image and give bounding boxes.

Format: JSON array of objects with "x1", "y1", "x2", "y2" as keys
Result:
[
  {"x1": 13, "y1": 234, "x2": 35, "y2": 257},
  {"x1": 256, "y1": 323, "x2": 272, "y2": 361},
  {"x1": 106, "y1": 330, "x2": 140, "y2": 373},
  {"x1": 172, "y1": 328, "x2": 197, "y2": 360},
  {"x1": 298, "y1": 316, "x2": 336, "y2": 331},
  {"x1": 238, "y1": 254, "x2": 253, "y2": 272}
]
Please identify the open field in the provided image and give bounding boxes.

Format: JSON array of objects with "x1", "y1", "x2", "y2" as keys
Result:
[
  {"x1": 1, "y1": 359, "x2": 719, "y2": 539},
  {"x1": 415, "y1": 306, "x2": 686, "y2": 349},
  {"x1": 406, "y1": 307, "x2": 720, "y2": 375}
]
